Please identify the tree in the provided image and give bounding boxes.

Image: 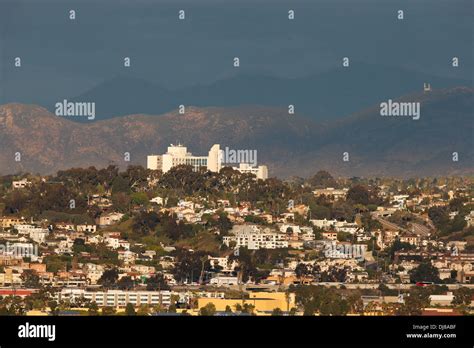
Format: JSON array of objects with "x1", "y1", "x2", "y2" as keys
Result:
[
  {"x1": 216, "y1": 212, "x2": 233, "y2": 235},
  {"x1": 43, "y1": 255, "x2": 70, "y2": 273},
  {"x1": 101, "y1": 306, "x2": 116, "y2": 316},
  {"x1": 48, "y1": 300, "x2": 59, "y2": 316},
  {"x1": 271, "y1": 307, "x2": 283, "y2": 316},
  {"x1": 331, "y1": 201, "x2": 355, "y2": 222},
  {"x1": 98, "y1": 268, "x2": 119, "y2": 288},
  {"x1": 152, "y1": 304, "x2": 166, "y2": 313},
  {"x1": 132, "y1": 211, "x2": 160, "y2": 236},
  {"x1": 21, "y1": 270, "x2": 40, "y2": 288},
  {"x1": 58, "y1": 299, "x2": 71, "y2": 312},
  {"x1": 242, "y1": 303, "x2": 255, "y2": 315},
  {"x1": 428, "y1": 207, "x2": 449, "y2": 230},
  {"x1": 172, "y1": 249, "x2": 210, "y2": 284},
  {"x1": 310, "y1": 205, "x2": 331, "y2": 220},
  {"x1": 112, "y1": 192, "x2": 131, "y2": 213},
  {"x1": 293, "y1": 285, "x2": 350, "y2": 316},
  {"x1": 72, "y1": 238, "x2": 88, "y2": 254},
  {"x1": 452, "y1": 287, "x2": 473, "y2": 306},
  {"x1": 347, "y1": 292, "x2": 364, "y2": 314},
  {"x1": 168, "y1": 304, "x2": 177, "y2": 313},
  {"x1": 3, "y1": 189, "x2": 28, "y2": 214},
  {"x1": 378, "y1": 284, "x2": 398, "y2": 296},
  {"x1": 125, "y1": 303, "x2": 136, "y2": 316},
  {"x1": 0, "y1": 296, "x2": 26, "y2": 315},
  {"x1": 116, "y1": 276, "x2": 135, "y2": 290},
  {"x1": 137, "y1": 305, "x2": 150, "y2": 316},
  {"x1": 244, "y1": 215, "x2": 267, "y2": 225},
  {"x1": 449, "y1": 197, "x2": 466, "y2": 212},
  {"x1": 319, "y1": 293, "x2": 349, "y2": 316},
  {"x1": 409, "y1": 262, "x2": 441, "y2": 283},
  {"x1": 448, "y1": 215, "x2": 467, "y2": 234},
  {"x1": 199, "y1": 303, "x2": 216, "y2": 316},
  {"x1": 111, "y1": 175, "x2": 130, "y2": 194},
  {"x1": 88, "y1": 301, "x2": 99, "y2": 315},
  {"x1": 308, "y1": 171, "x2": 336, "y2": 188},
  {"x1": 146, "y1": 274, "x2": 170, "y2": 290},
  {"x1": 124, "y1": 165, "x2": 151, "y2": 191},
  {"x1": 295, "y1": 263, "x2": 311, "y2": 284},
  {"x1": 397, "y1": 287, "x2": 430, "y2": 315},
  {"x1": 130, "y1": 192, "x2": 149, "y2": 207},
  {"x1": 387, "y1": 238, "x2": 415, "y2": 260},
  {"x1": 346, "y1": 185, "x2": 369, "y2": 205}
]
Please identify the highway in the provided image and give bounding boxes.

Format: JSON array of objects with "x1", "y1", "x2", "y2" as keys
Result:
[{"x1": 172, "y1": 282, "x2": 474, "y2": 292}]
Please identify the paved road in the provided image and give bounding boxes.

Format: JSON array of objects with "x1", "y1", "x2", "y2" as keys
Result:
[
  {"x1": 173, "y1": 282, "x2": 474, "y2": 292},
  {"x1": 373, "y1": 216, "x2": 409, "y2": 233},
  {"x1": 372, "y1": 214, "x2": 433, "y2": 237},
  {"x1": 409, "y1": 222, "x2": 432, "y2": 236}
]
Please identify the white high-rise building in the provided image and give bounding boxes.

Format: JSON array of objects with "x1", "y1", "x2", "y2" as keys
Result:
[
  {"x1": 147, "y1": 144, "x2": 268, "y2": 179},
  {"x1": 147, "y1": 143, "x2": 221, "y2": 173}
]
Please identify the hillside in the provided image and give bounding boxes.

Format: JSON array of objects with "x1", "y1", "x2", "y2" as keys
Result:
[{"x1": 0, "y1": 87, "x2": 472, "y2": 178}]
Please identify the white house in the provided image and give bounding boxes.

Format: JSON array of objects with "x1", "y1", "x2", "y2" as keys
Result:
[
  {"x1": 150, "y1": 196, "x2": 165, "y2": 205},
  {"x1": 209, "y1": 275, "x2": 239, "y2": 286},
  {"x1": 98, "y1": 212, "x2": 124, "y2": 226},
  {"x1": 12, "y1": 178, "x2": 31, "y2": 189},
  {"x1": 76, "y1": 224, "x2": 97, "y2": 233}
]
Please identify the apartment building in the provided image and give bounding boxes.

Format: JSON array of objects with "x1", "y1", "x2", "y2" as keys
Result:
[
  {"x1": 55, "y1": 289, "x2": 172, "y2": 308},
  {"x1": 0, "y1": 217, "x2": 25, "y2": 229},
  {"x1": 223, "y1": 225, "x2": 288, "y2": 250},
  {"x1": 14, "y1": 224, "x2": 49, "y2": 244}
]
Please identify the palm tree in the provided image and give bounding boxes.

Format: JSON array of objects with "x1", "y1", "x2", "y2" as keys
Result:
[
  {"x1": 285, "y1": 291, "x2": 290, "y2": 312},
  {"x1": 198, "y1": 256, "x2": 208, "y2": 284}
]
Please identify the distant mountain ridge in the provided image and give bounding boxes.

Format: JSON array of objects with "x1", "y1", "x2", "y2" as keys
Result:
[
  {"x1": 0, "y1": 87, "x2": 472, "y2": 178},
  {"x1": 59, "y1": 62, "x2": 472, "y2": 122}
]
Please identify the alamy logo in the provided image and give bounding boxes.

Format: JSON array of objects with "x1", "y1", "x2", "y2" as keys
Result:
[
  {"x1": 219, "y1": 147, "x2": 257, "y2": 166},
  {"x1": 55, "y1": 99, "x2": 95, "y2": 120},
  {"x1": 18, "y1": 323, "x2": 56, "y2": 341},
  {"x1": 324, "y1": 244, "x2": 367, "y2": 261},
  {"x1": 380, "y1": 99, "x2": 420, "y2": 120},
  {"x1": 0, "y1": 242, "x2": 38, "y2": 257}
]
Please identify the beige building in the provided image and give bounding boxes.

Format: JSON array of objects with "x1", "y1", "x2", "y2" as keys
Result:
[
  {"x1": 196, "y1": 292, "x2": 296, "y2": 314},
  {"x1": 0, "y1": 217, "x2": 25, "y2": 229}
]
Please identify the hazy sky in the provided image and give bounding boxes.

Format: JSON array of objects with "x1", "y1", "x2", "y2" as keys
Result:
[{"x1": 0, "y1": 0, "x2": 472, "y2": 105}]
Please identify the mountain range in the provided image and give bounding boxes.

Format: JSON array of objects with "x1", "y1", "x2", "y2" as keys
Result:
[
  {"x1": 49, "y1": 62, "x2": 472, "y2": 122},
  {"x1": 0, "y1": 87, "x2": 472, "y2": 178}
]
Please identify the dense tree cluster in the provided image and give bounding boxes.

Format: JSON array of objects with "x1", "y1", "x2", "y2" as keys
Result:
[
  {"x1": 428, "y1": 206, "x2": 467, "y2": 236},
  {"x1": 409, "y1": 262, "x2": 441, "y2": 284},
  {"x1": 291, "y1": 285, "x2": 351, "y2": 316}
]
